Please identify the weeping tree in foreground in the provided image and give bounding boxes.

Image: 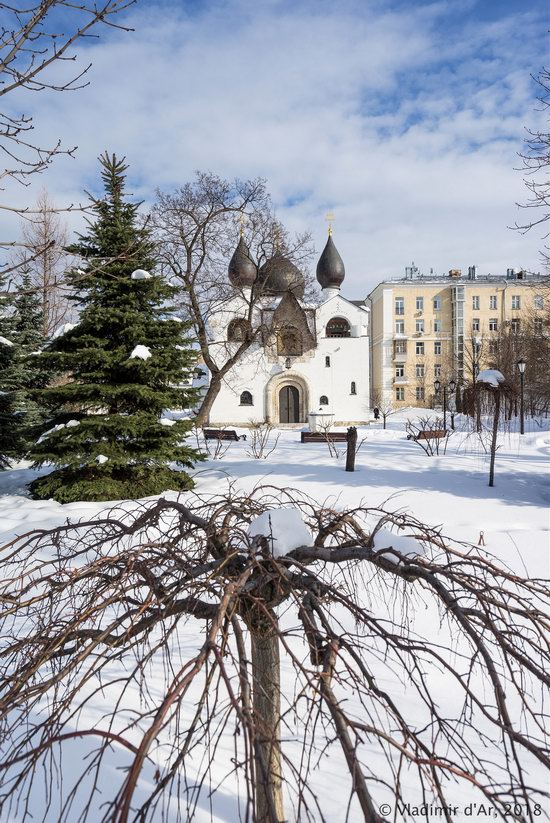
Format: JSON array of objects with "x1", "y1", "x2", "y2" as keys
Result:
[{"x1": 0, "y1": 488, "x2": 548, "y2": 822}]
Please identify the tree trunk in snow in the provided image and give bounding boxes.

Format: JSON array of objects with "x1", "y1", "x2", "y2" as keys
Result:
[
  {"x1": 195, "y1": 377, "x2": 222, "y2": 426},
  {"x1": 488, "y1": 388, "x2": 501, "y2": 487},
  {"x1": 250, "y1": 615, "x2": 285, "y2": 823}
]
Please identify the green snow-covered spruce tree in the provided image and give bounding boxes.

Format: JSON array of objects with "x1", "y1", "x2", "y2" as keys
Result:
[
  {"x1": 29, "y1": 153, "x2": 202, "y2": 503},
  {"x1": 0, "y1": 281, "x2": 18, "y2": 468},
  {"x1": 3, "y1": 271, "x2": 49, "y2": 453}
]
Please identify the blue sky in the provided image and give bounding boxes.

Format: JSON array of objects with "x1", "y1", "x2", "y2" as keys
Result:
[{"x1": 5, "y1": 0, "x2": 549, "y2": 294}]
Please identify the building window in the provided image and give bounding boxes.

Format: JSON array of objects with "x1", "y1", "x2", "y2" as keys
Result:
[
  {"x1": 535, "y1": 294, "x2": 544, "y2": 310},
  {"x1": 277, "y1": 326, "x2": 302, "y2": 356},
  {"x1": 472, "y1": 296, "x2": 480, "y2": 310},
  {"x1": 489, "y1": 318, "x2": 498, "y2": 332},
  {"x1": 416, "y1": 364, "x2": 424, "y2": 378},
  {"x1": 227, "y1": 318, "x2": 250, "y2": 342},
  {"x1": 434, "y1": 364, "x2": 441, "y2": 378},
  {"x1": 416, "y1": 386, "x2": 425, "y2": 401},
  {"x1": 395, "y1": 387, "x2": 405, "y2": 401},
  {"x1": 395, "y1": 365, "x2": 405, "y2": 378},
  {"x1": 395, "y1": 320, "x2": 405, "y2": 334},
  {"x1": 395, "y1": 297, "x2": 404, "y2": 316},
  {"x1": 416, "y1": 320, "x2": 424, "y2": 333},
  {"x1": 350, "y1": 381, "x2": 357, "y2": 395},
  {"x1": 472, "y1": 318, "x2": 480, "y2": 332},
  {"x1": 490, "y1": 295, "x2": 497, "y2": 310},
  {"x1": 434, "y1": 341, "x2": 442, "y2": 355},
  {"x1": 319, "y1": 395, "x2": 329, "y2": 406},
  {"x1": 433, "y1": 297, "x2": 441, "y2": 311},
  {"x1": 534, "y1": 318, "x2": 543, "y2": 334},
  {"x1": 511, "y1": 295, "x2": 521, "y2": 310},
  {"x1": 433, "y1": 320, "x2": 442, "y2": 333},
  {"x1": 394, "y1": 339, "x2": 406, "y2": 354},
  {"x1": 239, "y1": 391, "x2": 253, "y2": 406},
  {"x1": 489, "y1": 340, "x2": 498, "y2": 355},
  {"x1": 416, "y1": 296, "x2": 424, "y2": 311},
  {"x1": 511, "y1": 318, "x2": 521, "y2": 333},
  {"x1": 415, "y1": 342, "x2": 424, "y2": 355},
  {"x1": 325, "y1": 356, "x2": 330, "y2": 367},
  {"x1": 326, "y1": 317, "x2": 350, "y2": 337}
]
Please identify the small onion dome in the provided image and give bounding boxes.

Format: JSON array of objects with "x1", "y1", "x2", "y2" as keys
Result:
[
  {"x1": 228, "y1": 236, "x2": 257, "y2": 288},
  {"x1": 257, "y1": 252, "x2": 305, "y2": 298},
  {"x1": 316, "y1": 235, "x2": 345, "y2": 290}
]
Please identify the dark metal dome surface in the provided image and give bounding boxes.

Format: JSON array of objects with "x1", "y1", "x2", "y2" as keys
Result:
[
  {"x1": 316, "y1": 235, "x2": 345, "y2": 290},
  {"x1": 257, "y1": 252, "x2": 305, "y2": 298},
  {"x1": 228, "y1": 237, "x2": 257, "y2": 288}
]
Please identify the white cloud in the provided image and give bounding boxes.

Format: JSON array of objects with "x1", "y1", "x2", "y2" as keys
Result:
[{"x1": 3, "y1": 0, "x2": 548, "y2": 294}]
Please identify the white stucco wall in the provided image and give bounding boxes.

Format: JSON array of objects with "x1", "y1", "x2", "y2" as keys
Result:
[{"x1": 206, "y1": 292, "x2": 371, "y2": 426}]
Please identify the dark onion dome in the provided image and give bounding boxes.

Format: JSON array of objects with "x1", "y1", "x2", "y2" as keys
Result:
[
  {"x1": 316, "y1": 234, "x2": 345, "y2": 290},
  {"x1": 256, "y1": 251, "x2": 305, "y2": 299},
  {"x1": 228, "y1": 236, "x2": 257, "y2": 288}
]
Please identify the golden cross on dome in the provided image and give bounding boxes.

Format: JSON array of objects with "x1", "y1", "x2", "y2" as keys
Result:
[
  {"x1": 274, "y1": 224, "x2": 281, "y2": 251},
  {"x1": 325, "y1": 211, "x2": 335, "y2": 236},
  {"x1": 239, "y1": 212, "x2": 246, "y2": 237}
]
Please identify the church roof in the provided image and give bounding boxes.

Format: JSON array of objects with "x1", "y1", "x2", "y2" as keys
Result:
[
  {"x1": 257, "y1": 251, "x2": 305, "y2": 299},
  {"x1": 228, "y1": 236, "x2": 257, "y2": 288},
  {"x1": 316, "y1": 234, "x2": 345, "y2": 290}
]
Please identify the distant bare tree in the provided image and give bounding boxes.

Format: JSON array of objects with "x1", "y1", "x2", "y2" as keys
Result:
[
  {"x1": 12, "y1": 190, "x2": 71, "y2": 336},
  {"x1": 371, "y1": 391, "x2": 397, "y2": 429},
  {"x1": 0, "y1": 488, "x2": 548, "y2": 822},
  {"x1": 514, "y1": 66, "x2": 550, "y2": 268}
]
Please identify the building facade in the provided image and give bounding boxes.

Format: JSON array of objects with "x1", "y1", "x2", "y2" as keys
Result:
[
  {"x1": 206, "y1": 233, "x2": 371, "y2": 426},
  {"x1": 368, "y1": 266, "x2": 547, "y2": 408}
]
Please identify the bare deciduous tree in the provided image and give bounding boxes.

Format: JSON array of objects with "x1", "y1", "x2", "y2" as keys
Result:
[
  {"x1": 11, "y1": 189, "x2": 72, "y2": 336},
  {"x1": 0, "y1": 488, "x2": 548, "y2": 822},
  {"x1": 0, "y1": 1, "x2": 136, "y2": 289},
  {"x1": 151, "y1": 174, "x2": 314, "y2": 424},
  {"x1": 514, "y1": 66, "x2": 550, "y2": 267}
]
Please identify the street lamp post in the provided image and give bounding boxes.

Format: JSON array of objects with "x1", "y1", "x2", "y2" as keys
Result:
[
  {"x1": 517, "y1": 358, "x2": 526, "y2": 435},
  {"x1": 449, "y1": 378, "x2": 456, "y2": 429},
  {"x1": 434, "y1": 378, "x2": 456, "y2": 431}
]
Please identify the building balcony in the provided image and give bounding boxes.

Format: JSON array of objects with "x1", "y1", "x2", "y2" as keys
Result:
[
  {"x1": 393, "y1": 332, "x2": 409, "y2": 339},
  {"x1": 393, "y1": 352, "x2": 407, "y2": 363},
  {"x1": 393, "y1": 376, "x2": 409, "y2": 385}
]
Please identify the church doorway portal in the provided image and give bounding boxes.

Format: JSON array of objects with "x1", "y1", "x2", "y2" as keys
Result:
[{"x1": 279, "y1": 385, "x2": 300, "y2": 424}]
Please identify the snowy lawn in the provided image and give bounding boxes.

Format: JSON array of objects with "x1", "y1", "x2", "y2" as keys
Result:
[{"x1": 0, "y1": 409, "x2": 549, "y2": 821}]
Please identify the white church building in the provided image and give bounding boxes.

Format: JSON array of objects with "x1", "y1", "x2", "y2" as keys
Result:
[{"x1": 205, "y1": 232, "x2": 371, "y2": 427}]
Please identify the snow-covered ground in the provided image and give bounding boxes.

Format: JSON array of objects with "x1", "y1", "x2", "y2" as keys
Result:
[{"x1": 1, "y1": 409, "x2": 549, "y2": 821}]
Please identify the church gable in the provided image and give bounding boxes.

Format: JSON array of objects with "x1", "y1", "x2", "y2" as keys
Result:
[{"x1": 262, "y1": 292, "x2": 317, "y2": 359}]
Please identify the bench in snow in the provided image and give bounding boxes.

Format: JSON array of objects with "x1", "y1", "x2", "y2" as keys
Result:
[
  {"x1": 407, "y1": 429, "x2": 448, "y2": 441},
  {"x1": 203, "y1": 429, "x2": 246, "y2": 441},
  {"x1": 301, "y1": 431, "x2": 349, "y2": 444}
]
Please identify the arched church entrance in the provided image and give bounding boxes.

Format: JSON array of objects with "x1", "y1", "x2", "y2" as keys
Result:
[
  {"x1": 266, "y1": 373, "x2": 310, "y2": 426},
  {"x1": 279, "y1": 385, "x2": 300, "y2": 424}
]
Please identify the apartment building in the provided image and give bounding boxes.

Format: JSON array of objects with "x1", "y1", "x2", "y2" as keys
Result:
[{"x1": 368, "y1": 265, "x2": 547, "y2": 408}]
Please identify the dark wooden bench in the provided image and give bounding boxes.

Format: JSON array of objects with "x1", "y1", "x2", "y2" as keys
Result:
[
  {"x1": 203, "y1": 428, "x2": 246, "y2": 441},
  {"x1": 407, "y1": 429, "x2": 448, "y2": 441},
  {"x1": 301, "y1": 431, "x2": 349, "y2": 444}
]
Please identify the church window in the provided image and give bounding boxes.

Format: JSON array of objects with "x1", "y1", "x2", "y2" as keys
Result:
[
  {"x1": 325, "y1": 356, "x2": 330, "y2": 367},
  {"x1": 239, "y1": 391, "x2": 253, "y2": 406},
  {"x1": 326, "y1": 317, "x2": 351, "y2": 338},
  {"x1": 350, "y1": 381, "x2": 357, "y2": 395},
  {"x1": 227, "y1": 318, "x2": 249, "y2": 342},
  {"x1": 319, "y1": 395, "x2": 329, "y2": 406},
  {"x1": 277, "y1": 326, "x2": 302, "y2": 356}
]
